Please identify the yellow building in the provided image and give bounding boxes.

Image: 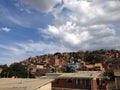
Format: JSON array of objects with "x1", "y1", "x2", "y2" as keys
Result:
[
  {"x1": 85, "y1": 64, "x2": 94, "y2": 69},
  {"x1": 85, "y1": 63, "x2": 104, "y2": 71},
  {"x1": 94, "y1": 63, "x2": 104, "y2": 70}
]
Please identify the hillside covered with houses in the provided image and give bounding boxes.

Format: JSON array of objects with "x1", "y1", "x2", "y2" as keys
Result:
[{"x1": 0, "y1": 49, "x2": 120, "y2": 78}]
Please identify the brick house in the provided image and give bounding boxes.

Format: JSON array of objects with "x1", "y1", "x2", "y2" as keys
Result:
[
  {"x1": 27, "y1": 64, "x2": 50, "y2": 76},
  {"x1": 49, "y1": 58, "x2": 61, "y2": 66},
  {"x1": 52, "y1": 71, "x2": 108, "y2": 90},
  {"x1": 102, "y1": 61, "x2": 120, "y2": 71}
]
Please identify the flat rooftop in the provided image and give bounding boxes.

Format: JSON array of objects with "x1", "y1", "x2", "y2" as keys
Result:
[
  {"x1": 114, "y1": 70, "x2": 120, "y2": 77},
  {"x1": 46, "y1": 71, "x2": 104, "y2": 79},
  {"x1": 0, "y1": 78, "x2": 53, "y2": 90},
  {"x1": 58, "y1": 71, "x2": 103, "y2": 79}
]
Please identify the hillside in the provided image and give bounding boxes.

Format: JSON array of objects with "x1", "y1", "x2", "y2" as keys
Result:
[
  {"x1": 19, "y1": 49, "x2": 120, "y2": 66},
  {"x1": 0, "y1": 49, "x2": 120, "y2": 78}
]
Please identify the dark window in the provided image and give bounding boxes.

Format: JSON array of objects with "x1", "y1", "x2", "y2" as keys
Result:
[
  {"x1": 83, "y1": 80, "x2": 87, "y2": 86},
  {"x1": 102, "y1": 80, "x2": 105, "y2": 84},
  {"x1": 76, "y1": 79, "x2": 82, "y2": 85},
  {"x1": 55, "y1": 79, "x2": 59, "y2": 84},
  {"x1": 96, "y1": 79, "x2": 100, "y2": 85},
  {"x1": 67, "y1": 79, "x2": 72, "y2": 83},
  {"x1": 86, "y1": 79, "x2": 91, "y2": 86}
]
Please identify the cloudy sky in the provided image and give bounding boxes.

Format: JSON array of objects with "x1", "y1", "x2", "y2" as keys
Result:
[{"x1": 0, "y1": 0, "x2": 120, "y2": 64}]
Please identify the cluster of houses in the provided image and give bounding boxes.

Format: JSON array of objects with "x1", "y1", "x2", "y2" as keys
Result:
[
  {"x1": 18, "y1": 50, "x2": 120, "y2": 74},
  {"x1": 26, "y1": 57, "x2": 120, "y2": 77},
  {"x1": 0, "y1": 50, "x2": 120, "y2": 90},
  {"x1": 20, "y1": 59, "x2": 120, "y2": 90},
  {"x1": 0, "y1": 70, "x2": 120, "y2": 90}
]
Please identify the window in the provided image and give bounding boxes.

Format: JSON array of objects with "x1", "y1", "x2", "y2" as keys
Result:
[
  {"x1": 102, "y1": 80, "x2": 105, "y2": 84},
  {"x1": 85, "y1": 79, "x2": 91, "y2": 86},
  {"x1": 76, "y1": 79, "x2": 82, "y2": 85},
  {"x1": 55, "y1": 79, "x2": 59, "y2": 84},
  {"x1": 67, "y1": 79, "x2": 72, "y2": 83},
  {"x1": 96, "y1": 79, "x2": 100, "y2": 85}
]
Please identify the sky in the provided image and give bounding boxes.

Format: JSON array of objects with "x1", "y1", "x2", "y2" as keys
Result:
[{"x1": 0, "y1": 0, "x2": 120, "y2": 64}]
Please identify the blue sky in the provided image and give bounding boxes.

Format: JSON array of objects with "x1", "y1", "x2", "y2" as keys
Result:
[{"x1": 0, "y1": 0, "x2": 120, "y2": 64}]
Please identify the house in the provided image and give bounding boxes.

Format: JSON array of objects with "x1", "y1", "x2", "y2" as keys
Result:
[
  {"x1": 49, "y1": 58, "x2": 61, "y2": 66},
  {"x1": 28, "y1": 64, "x2": 45, "y2": 75},
  {"x1": 103, "y1": 60, "x2": 120, "y2": 71},
  {"x1": 85, "y1": 63, "x2": 104, "y2": 71},
  {"x1": 102, "y1": 62, "x2": 109, "y2": 71},
  {"x1": 35, "y1": 68, "x2": 50, "y2": 77},
  {"x1": 94, "y1": 63, "x2": 104, "y2": 71},
  {"x1": 0, "y1": 78, "x2": 53, "y2": 90},
  {"x1": 52, "y1": 71, "x2": 108, "y2": 90},
  {"x1": 85, "y1": 64, "x2": 94, "y2": 70},
  {"x1": 68, "y1": 62, "x2": 80, "y2": 71},
  {"x1": 114, "y1": 70, "x2": 120, "y2": 90}
]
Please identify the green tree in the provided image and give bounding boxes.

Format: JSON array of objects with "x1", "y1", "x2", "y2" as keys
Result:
[
  {"x1": 1, "y1": 63, "x2": 28, "y2": 78},
  {"x1": 85, "y1": 53, "x2": 102, "y2": 64}
]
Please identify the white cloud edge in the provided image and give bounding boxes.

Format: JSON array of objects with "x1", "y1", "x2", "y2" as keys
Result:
[
  {"x1": 0, "y1": 41, "x2": 70, "y2": 64},
  {"x1": 0, "y1": 27, "x2": 11, "y2": 32}
]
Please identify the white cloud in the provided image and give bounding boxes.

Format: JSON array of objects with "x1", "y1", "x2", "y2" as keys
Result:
[
  {"x1": 47, "y1": 21, "x2": 91, "y2": 46},
  {"x1": 14, "y1": 2, "x2": 32, "y2": 14},
  {"x1": 23, "y1": 0, "x2": 62, "y2": 13},
  {"x1": 42, "y1": 0, "x2": 120, "y2": 50},
  {"x1": 52, "y1": 0, "x2": 120, "y2": 25},
  {"x1": 0, "y1": 27, "x2": 11, "y2": 32},
  {"x1": 46, "y1": 22, "x2": 119, "y2": 50}
]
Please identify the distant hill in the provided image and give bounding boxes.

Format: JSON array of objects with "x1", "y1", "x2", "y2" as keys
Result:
[
  {"x1": 1, "y1": 49, "x2": 120, "y2": 78},
  {"x1": 19, "y1": 49, "x2": 120, "y2": 66}
]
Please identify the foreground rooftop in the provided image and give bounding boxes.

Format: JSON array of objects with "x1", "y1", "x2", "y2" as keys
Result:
[{"x1": 0, "y1": 78, "x2": 53, "y2": 90}]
